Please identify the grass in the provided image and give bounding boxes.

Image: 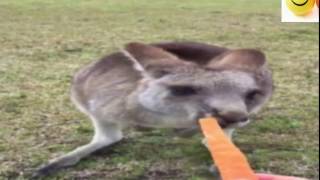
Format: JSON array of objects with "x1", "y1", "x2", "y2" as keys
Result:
[{"x1": 0, "y1": 0, "x2": 319, "y2": 179}]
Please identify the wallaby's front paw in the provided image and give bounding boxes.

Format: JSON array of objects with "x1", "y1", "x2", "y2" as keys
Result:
[
  {"x1": 202, "y1": 138, "x2": 208, "y2": 148},
  {"x1": 209, "y1": 164, "x2": 218, "y2": 174},
  {"x1": 209, "y1": 164, "x2": 221, "y2": 179}
]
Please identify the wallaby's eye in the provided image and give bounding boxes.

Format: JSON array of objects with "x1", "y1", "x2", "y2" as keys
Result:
[
  {"x1": 169, "y1": 85, "x2": 198, "y2": 96},
  {"x1": 245, "y1": 90, "x2": 262, "y2": 102}
]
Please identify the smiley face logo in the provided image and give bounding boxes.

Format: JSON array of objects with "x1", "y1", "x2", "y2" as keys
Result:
[
  {"x1": 286, "y1": 0, "x2": 315, "y2": 15},
  {"x1": 291, "y1": 0, "x2": 309, "y2": 6}
]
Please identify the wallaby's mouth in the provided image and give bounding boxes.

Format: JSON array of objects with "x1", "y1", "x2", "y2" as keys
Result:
[
  {"x1": 221, "y1": 118, "x2": 251, "y2": 128},
  {"x1": 215, "y1": 118, "x2": 245, "y2": 128},
  {"x1": 196, "y1": 112, "x2": 250, "y2": 129}
]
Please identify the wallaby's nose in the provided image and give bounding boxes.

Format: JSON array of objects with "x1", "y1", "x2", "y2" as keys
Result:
[{"x1": 216, "y1": 110, "x2": 248, "y2": 124}]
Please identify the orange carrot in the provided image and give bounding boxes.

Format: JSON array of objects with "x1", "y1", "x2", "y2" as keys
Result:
[{"x1": 199, "y1": 116, "x2": 258, "y2": 180}]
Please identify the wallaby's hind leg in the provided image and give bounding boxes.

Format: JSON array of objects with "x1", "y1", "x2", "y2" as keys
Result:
[{"x1": 34, "y1": 118, "x2": 123, "y2": 177}]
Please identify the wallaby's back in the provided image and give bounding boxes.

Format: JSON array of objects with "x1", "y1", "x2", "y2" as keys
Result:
[{"x1": 71, "y1": 42, "x2": 228, "y2": 114}]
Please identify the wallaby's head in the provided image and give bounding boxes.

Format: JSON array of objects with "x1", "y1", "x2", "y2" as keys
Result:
[{"x1": 123, "y1": 42, "x2": 273, "y2": 128}]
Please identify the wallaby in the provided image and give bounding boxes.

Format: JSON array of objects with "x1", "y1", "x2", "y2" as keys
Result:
[{"x1": 34, "y1": 41, "x2": 273, "y2": 177}]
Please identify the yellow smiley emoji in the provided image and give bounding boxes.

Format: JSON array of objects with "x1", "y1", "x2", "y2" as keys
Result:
[{"x1": 286, "y1": 0, "x2": 315, "y2": 15}]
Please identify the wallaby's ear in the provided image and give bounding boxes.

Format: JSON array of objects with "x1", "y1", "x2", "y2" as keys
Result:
[
  {"x1": 122, "y1": 42, "x2": 187, "y2": 78},
  {"x1": 207, "y1": 49, "x2": 266, "y2": 72}
]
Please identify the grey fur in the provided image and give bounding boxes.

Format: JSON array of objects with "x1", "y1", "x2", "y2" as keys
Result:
[{"x1": 34, "y1": 41, "x2": 273, "y2": 177}]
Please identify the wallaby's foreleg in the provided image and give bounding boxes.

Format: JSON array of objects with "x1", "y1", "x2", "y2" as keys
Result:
[{"x1": 34, "y1": 120, "x2": 123, "y2": 177}]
